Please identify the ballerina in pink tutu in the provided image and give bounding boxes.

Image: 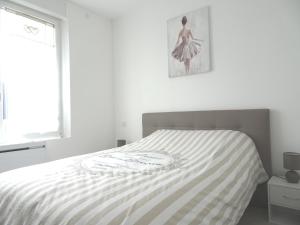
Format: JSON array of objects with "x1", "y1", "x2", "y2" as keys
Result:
[{"x1": 172, "y1": 16, "x2": 202, "y2": 73}]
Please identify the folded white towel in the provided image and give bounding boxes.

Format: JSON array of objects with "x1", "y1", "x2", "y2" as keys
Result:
[{"x1": 80, "y1": 150, "x2": 181, "y2": 176}]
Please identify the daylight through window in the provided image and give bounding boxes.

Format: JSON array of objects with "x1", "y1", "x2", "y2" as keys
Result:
[{"x1": 0, "y1": 5, "x2": 62, "y2": 145}]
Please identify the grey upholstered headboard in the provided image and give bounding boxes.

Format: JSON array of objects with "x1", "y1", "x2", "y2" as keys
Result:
[{"x1": 142, "y1": 109, "x2": 271, "y2": 207}]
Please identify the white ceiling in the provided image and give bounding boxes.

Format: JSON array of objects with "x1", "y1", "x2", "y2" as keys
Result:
[{"x1": 69, "y1": 0, "x2": 146, "y2": 18}]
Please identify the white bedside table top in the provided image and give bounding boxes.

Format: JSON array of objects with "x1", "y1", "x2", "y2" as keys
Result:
[{"x1": 269, "y1": 176, "x2": 300, "y2": 189}]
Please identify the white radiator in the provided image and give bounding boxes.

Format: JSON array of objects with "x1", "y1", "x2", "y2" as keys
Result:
[{"x1": 0, "y1": 143, "x2": 47, "y2": 173}]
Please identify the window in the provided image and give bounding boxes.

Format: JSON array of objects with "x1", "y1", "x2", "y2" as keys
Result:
[{"x1": 0, "y1": 2, "x2": 63, "y2": 146}]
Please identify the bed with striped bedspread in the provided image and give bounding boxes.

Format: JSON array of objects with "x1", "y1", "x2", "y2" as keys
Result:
[{"x1": 0, "y1": 130, "x2": 268, "y2": 225}]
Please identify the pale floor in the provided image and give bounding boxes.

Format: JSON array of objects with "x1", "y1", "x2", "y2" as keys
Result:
[{"x1": 238, "y1": 207, "x2": 274, "y2": 225}]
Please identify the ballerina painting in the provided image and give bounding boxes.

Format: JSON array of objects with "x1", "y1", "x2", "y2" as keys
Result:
[{"x1": 167, "y1": 7, "x2": 211, "y2": 77}]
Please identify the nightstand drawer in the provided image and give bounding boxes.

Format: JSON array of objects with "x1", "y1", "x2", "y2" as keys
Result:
[{"x1": 270, "y1": 185, "x2": 300, "y2": 210}]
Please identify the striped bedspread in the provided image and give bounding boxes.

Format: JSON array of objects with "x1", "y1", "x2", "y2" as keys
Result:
[{"x1": 0, "y1": 130, "x2": 268, "y2": 225}]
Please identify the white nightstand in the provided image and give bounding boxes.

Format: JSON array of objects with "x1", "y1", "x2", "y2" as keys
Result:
[{"x1": 268, "y1": 176, "x2": 300, "y2": 225}]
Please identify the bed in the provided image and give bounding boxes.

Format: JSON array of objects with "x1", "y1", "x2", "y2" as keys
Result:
[{"x1": 0, "y1": 109, "x2": 271, "y2": 225}]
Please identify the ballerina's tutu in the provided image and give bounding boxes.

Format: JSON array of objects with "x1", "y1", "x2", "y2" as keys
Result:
[{"x1": 172, "y1": 39, "x2": 201, "y2": 62}]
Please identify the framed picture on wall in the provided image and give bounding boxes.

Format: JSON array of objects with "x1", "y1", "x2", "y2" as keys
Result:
[{"x1": 167, "y1": 7, "x2": 211, "y2": 77}]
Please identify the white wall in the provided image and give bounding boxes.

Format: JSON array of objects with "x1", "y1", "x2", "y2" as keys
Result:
[
  {"x1": 113, "y1": 0, "x2": 300, "y2": 175},
  {"x1": 1, "y1": 0, "x2": 115, "y2": 167}
]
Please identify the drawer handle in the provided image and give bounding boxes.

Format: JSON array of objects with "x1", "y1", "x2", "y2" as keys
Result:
[{"x1": 282, "y1": 195, "x2": 300, "y2": 201}]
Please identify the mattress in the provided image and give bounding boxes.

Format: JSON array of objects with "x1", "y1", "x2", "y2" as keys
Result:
[{"x1": 0, "y1": 130, "x2": 268, "y2": 225}]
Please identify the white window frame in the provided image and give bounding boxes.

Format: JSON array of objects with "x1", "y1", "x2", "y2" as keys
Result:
[{"x1": 0, "y1": 0, "x2": 65, "y2": 149}]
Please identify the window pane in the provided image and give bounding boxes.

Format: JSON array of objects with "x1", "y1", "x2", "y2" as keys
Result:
[{"x1": 0, "y1": 8, "x2": 60, "y2": 144}]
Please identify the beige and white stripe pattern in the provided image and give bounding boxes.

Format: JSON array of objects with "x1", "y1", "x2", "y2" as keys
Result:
[{"x1": 0, "y1": 130, "x2": 268, "y2": 225}]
